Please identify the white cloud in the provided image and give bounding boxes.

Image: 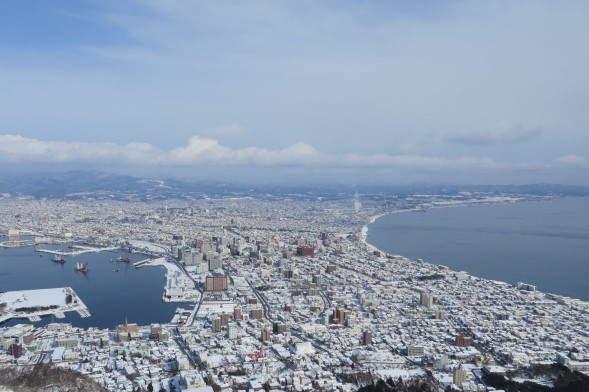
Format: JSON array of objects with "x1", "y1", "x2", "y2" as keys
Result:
[
  {"x1": 0, "y1": 134, "x2": 512, "y2": 173},
  {"x1": 554, "y1": 154, "x2": 587, "y2": 167},
  {"x1": 166, "y1": 137, "x2": 321, "y2": 166},
  {"x1": 0, "y1": 135, "x2": 161, "y2": 164},
  {"x1": 2, "y1": 134, "x2": 587, "y2": 183}
]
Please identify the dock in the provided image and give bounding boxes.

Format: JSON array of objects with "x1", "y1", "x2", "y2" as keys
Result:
[
  {"x1": 133, "y1": 258, "x2": 153, "y2": 268},
  {"x1": 36, "y1": 245, "x2": 120, "y2": 256}
]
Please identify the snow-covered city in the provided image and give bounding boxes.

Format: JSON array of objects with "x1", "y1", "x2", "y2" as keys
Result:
[{"x1": 1, "y1": 193, "x2": 588, "y2": 391}]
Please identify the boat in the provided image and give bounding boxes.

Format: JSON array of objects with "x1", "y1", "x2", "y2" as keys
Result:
[
  {"x1": 115, "y1": 255, "x2": 132, "y2": 263},
  {"x1": 52, "y1": 255, "x2": 65, "y2": 263},
  {"x1": 75, "y1": 262, "x2": 89, "y2": 272}
]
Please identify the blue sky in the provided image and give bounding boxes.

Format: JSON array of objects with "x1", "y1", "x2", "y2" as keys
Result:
[{"x1": 0, "y1": 0, "x2": 588, "y2": 184}]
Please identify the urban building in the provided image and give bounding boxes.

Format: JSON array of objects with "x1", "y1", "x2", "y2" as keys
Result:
[
  {"x1": 227, "y1": 323, "x2": 237, "y2": 339},
  {"x1": 362, "y1": 330, "x2": 372, "y2": 346},
  {"x1": 454, "y1": 366, "x2": 467, "y2": 386},
  {"x1": 233, "y1": 307, "x2": 242, "y2": 321},
  {"x1": 297, "y1": 246, "x2": 315, "y2": 257},
  {"x1": 420, "y1": 292, "x2": 434, "y2": 308},
  {"x1": 455, "y1": 335, "x2": 472, "y2": 347},
  {"x1": 206, "y1": 274, "x2": 228, "y2": 291}
]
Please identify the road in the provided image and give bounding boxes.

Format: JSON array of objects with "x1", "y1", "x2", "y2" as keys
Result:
[
  {"x1": 246, "y1": 277, "x2": 272, "y2": 320},
  {"x1": 171, "y1": 327, "x2": 198, "y2": 368}
]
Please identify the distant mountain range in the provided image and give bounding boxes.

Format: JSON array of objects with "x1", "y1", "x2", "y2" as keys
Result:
[
  {"x1": 0, "y1": 171, "x2": 216, "y2": 200},
  {"x1": 0, "y1": 170, "x2": 588, "y2": 200}
]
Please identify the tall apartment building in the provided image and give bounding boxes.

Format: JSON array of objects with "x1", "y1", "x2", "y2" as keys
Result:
[
  {"x1": 261, "y1": 329, "x2": 271, "y2": 342},
  {"x1": 250, "y1": 308, "x2": 263, "y2": 319},
  {"x1": 362, "y1": 330, "x2": 372, "y2": 345},
  {"x1": 420, "y1": 292, "x2": 434, "y2": 308},
  {"x1": 454, "y1": 366, "x2": 467, "y2": 386},
  {"x1": 227, "y1": 323, "x2": 237, "y2": 339}
]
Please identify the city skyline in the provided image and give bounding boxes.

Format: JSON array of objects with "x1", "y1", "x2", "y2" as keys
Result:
[{"x1": 1, "y1": 1, "x2": 588, "y2": 184}]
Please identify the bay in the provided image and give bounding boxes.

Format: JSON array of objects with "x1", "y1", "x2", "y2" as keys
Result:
[
  {"x1": 367, "y1": 197, "x2": 589, "y2": 301},
  {"x1": 0, "y1": 243, "x2": 192, "y2": 329}
]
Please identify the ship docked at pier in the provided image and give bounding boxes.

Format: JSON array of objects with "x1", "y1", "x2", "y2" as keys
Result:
[{"x1": 52, "y1": 254, "x2": 65, "y2": 263}]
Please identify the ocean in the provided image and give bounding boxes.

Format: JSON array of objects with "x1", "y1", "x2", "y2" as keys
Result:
[
  {"x1": 367, "y1": 197, "x2": 589, "y2": 301},
  {"x1": 0, "y1": 243, "x2": 192, "y2": 329}
]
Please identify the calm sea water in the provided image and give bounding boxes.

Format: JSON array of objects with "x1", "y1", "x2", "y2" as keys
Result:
[
  {"x1": 0, "y1": 244, "x2": 192, "y2": 329},
  {"x1": 367, "y1": 197, "x2": 589, "y2": 301}
]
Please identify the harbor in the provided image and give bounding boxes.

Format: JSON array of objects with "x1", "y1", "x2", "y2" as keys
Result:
[{"x1": 0, "y1": 243, "x2": 194, "y2": 329}]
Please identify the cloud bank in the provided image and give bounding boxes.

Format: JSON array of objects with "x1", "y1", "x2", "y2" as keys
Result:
[
  {"x1": 1, "y1": 132, "x2": 586, "y2": 175},
  {"x1": 0, "y1": 134, "x2": 503, "y2": 172}
]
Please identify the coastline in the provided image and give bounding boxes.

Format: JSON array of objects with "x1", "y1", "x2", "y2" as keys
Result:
[
  {"x1": 358, "y1": 196, "x2": 589, "y2": 302},
  {"x1": 135, "y1": 257, "x2": 201, "y2": 303},
  {"x1": 359, "y1": 210, "x2": 404, "y2": 253},
  {"x1": 359, "y1": 195, "x2": 543, "y2": 253}
]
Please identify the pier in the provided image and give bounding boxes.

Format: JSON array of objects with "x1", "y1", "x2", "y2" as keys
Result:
[
  {"x1": 133, "y1": 258, "x2": 153, "y2": 268},
  {"x1": 36, "y1": 245, "x2": 120, "y2": 256}
]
